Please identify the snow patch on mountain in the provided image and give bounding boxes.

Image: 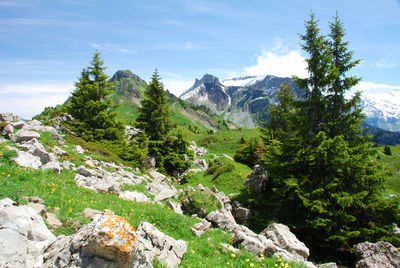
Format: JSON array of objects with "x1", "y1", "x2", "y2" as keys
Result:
[
  {"x1": 222, "y1": 75, "x2": 267, "y2": 87},
  {"x1": 355, "y1": 82, "x2": 400, "y2": 120}
]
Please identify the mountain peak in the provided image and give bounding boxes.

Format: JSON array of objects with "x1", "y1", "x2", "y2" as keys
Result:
[{"x1": 109, "y1": 70, "x2": 146, "y2": 84}]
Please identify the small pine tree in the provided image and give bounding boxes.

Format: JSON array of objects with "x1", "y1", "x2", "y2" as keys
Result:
[
  {"x1": 67, "y1": 52, "x2": 122, "y2": 140},
  {"x1": 136, "y1": 70, "x2": 172, "y2": 141},
  {"x1": 384, "y1": 145, "x2": 392, "y2": 156}
]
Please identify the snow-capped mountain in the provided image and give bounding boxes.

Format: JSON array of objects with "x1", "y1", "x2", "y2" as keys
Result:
[
  {"x1": 357, "y1": 83, "x2": 400, "y2": 132},
  {"x1": 180, "y1": 74, "x2": 230, "y2": 115}
]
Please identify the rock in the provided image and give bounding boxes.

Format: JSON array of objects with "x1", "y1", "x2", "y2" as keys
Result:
[
  {"x1": 2, "y1": 124, "x2": 13, "y2": 137},
  {"x1": 11, "y1": 130, "x2": 41, "y2": 143},
  {"x1": 45, "y1": 212, "x2": 62, "y2": 229},
  {"x1": 196, "y1": 183, "x2": 206, "y2": 191},
  {"x1": 354, "y1": 241, "x2": 400, "y2": 268},
  {"x1": 391, "y1": 223, "x2": 400, "y2": 235},
  {"x1": 0, "y1": 112, "x2": 14, "y2": 122},
  {"x1": 81, "y1": 207, "x2": 102, "y2": 220},
  {"x1": 136, "y1": 221, "x2": 187, "y2": 268},
  {"x1": 318, "y1": 263, "x2": 338, "y2": 268},
  {"x1": 74, "y1": 174, "x2": 121, "y2": 194},
  {"x1": 149, "y1": 170, "x2": 167, "y2": 182},
  {"x1": 0, "y1": 198, "x2": 56, "y2": 268},
  {"x1": 119, "y1": 191, "x2": 153, "y2": 203},
  {"x1": 189, "y1": 141, "x2": 208, "y2": 156},
  {"x1": 12, "y1": 150, "x2": 42, "y2": 169},
  {"x1": 10, "y1": 120, "x2": 26, "y2": 129},
  {"x1": 145, "y1": 155, "x2": 156, "y2": 169},
  {"x1": 191, "y1": 219, "x2": 212, "y2": 237},
  {"x1": 73, "y1": 145, "x2": 85, "y2": 154},
  {"x1": 52, "y1": 145, "x2": 68, "y2": 156},
  {"x1": 41, "y1": 161, "x2": 62, "y2": 172},
  {"x1": 260, "y1": 223, "x2": 310, "y2": 260},
  {"x1": 61, "y1": 160, "x2": 75, "y2": 169},
  {"x1": 221, "y1": 154, "x2": 233, "y2": 160},
  {"x1": 220, "y1": 243, "x2": 241, "y2": 254},
  {"x1": 154, "y1": 188, "x2": 177, "y2": 202},
  {"x1": 166, "y1": 200, "x2": 183, "y2": 215},
  {"x1": 43, "y1": 214, "x2": 151, "y2": 267},
  {"x1": 27, "y1": 202, "x2": 46, "y2": 216},
  {"x1": 30, "y1": 196, "x2": 45, "y2": 204},
  {"x1": 232, "y1": 201, "x2": 251, "y2": 224},
  {"x1": 76, "y1": 165, "x2": 100, "y2": 177},
  {"x1": 125, "y1": 126, "x2": 142, "y2": 140},
  {"x1": 244, "y1": 165, "x2": 268, "y2": 194},
  {"x1": 192, "y1": 158, "x2": 208, "y2": 170}
]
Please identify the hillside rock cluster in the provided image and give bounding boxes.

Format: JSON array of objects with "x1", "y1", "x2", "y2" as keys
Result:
[{"x1": 1, "y1": 111, "x2": 399, "y2": 267}]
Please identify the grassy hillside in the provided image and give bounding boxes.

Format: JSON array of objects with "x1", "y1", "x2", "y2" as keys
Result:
[
  {"x1": 0, "y1": 136, "x2": 305, "y2": 268},
  {"x1": 377, "y1": 145, "x2": 400, "y2": 195}
]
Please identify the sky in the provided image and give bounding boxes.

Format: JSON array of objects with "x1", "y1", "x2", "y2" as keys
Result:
[{"x1": 1, "y1": 0, "x2": 400, "y2": 119}]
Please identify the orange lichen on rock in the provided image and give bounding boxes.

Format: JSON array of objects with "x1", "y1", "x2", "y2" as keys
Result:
[{"x1": 100, "y1": 215, "x2": 137, "y2": 263}]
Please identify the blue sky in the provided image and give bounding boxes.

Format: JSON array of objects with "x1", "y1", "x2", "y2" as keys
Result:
[{"x1": 1, "y1": 0, "x2": 400, "y2": 119}]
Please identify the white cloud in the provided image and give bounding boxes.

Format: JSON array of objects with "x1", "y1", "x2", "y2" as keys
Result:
[
  {"x1": 375, "y1": 58, "x2": 398, "y2": 69},
  {"x1": 353, "y1": 81, "x2": 400, "y2": 95},
  {"x1": 244, "y1": 43, "x2": 308, "y2": 78},
  {"x1": 163, "y1": 79, "x2": 194, "y2": 97},
  {"x1": 0, "y1": 83, "x2": 73, "y2": 119},
  {"x1": 90, "y1": 43, "x2": 133, "y2": 54}
]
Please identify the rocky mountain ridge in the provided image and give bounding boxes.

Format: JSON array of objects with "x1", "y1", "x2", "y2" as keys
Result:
[{"x1": 181, "y1": 74, "x2": 400, "y2": 132}]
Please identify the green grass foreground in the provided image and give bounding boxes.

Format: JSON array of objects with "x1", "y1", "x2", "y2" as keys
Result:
[{"x1": 0, "y1": 139, "x2": 306, "y2": 268}]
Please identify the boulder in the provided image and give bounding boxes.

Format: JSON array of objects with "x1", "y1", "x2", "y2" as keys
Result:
[
  {"x1": 12, "y1": 150, "x2": 42, "y2": 169},
  {"x1": 154, "y1": 188, "x2": 177, "y2": 202},
  {"x1": 45, "y1": 212, "x2": 62, "y2": 229},
  {"x1": 81, "y1": 208, "x2": 102, "y2": 220},
  {"x1": 136, "y1": 221, "x2": 187, "y2": 268},
  {"x1": 62, "y1": 160, "x2": 75, "y2": 169},
  {"x1": 220, "y1": 243, "x2": 241, "y2": 255},
  {"x1": 244, "y1": 165, "x2": 268, "y2": 194},
  {"x1": 0, "y1": 198, "x2": 56, "y2": 268},
  {"x1": 166, "y1": 200, "x2": 183, "y2": 215},
  {"x1": 11, "y1": 130, "x2": 40, "y2": 143},
  {"x1": 192, "y1": 158, "x2": 208, "y2": 170},
  {"x1": 232, "y1": 201, "x2": 251, "y2": 224},
  {"x1": 43, "y1": 214, "x2": 151, "y2": 267},
  {"x1": 73, "y1": 145, "x2": 85, "y2": 154},
  {"x1": 0, "y1": 112, "x2": 14, "y2": 122},
  {"x1": 27, "y1": 202, "x2": 47, "y2": 216},
  {"x1": 41, "y1": 160, "x2": 62, "y2": 172},
  {"x1": 74, "y1": 174, "x2": 121, "y2": 194},
  {"x1": 260, "y1": 223, "x2": 310, "y2": 260},
  {"x1": 119, "y1": 191, "x2": 153, "y2": 203},
  {"x1": 354, "y1": 241, "x2": 400, "y2": 268},
  {"x1": 76, "y1": 165, "x2": 100, "y2": 177},
  {"x1": 191, "y1": 219, "x2": 212, "y2": 237},
  {"x1": 10, "y1": 120, "x2": 26, "y2": 129},
  {"x1": 189, "y1": 141, "x2": 207, "y2": 156},
  {"x1": 52, "y1": 145, "x2": 68, "y2": 156},
  {"x1": 2, "y1": 124, "x2": 13, "y2": 137}
]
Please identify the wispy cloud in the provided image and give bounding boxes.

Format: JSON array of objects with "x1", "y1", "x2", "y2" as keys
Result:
[
  {"x1": 244, "y1": 40, "x2": 308, "y2": 78},
  {"x1": 90, "y1": 43, "x2": 134, "y2": 54},
  {"x1": 0, "y1": 82, "x2": 73, "y2": 119},
  {"x1": 149, "y1": 41, "x2": 203, "y2": 51},
  {"x1": 375, "y1": 57, "x2": 398, "y2": 69}
]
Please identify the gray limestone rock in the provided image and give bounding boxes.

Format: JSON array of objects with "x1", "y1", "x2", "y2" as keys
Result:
[
  {"x1": 0, "y1": 112, "x2": 14, "y2": 122},
  {"x1": 2, "y1": 124, "x2": 13, "y2": 137},
  {"x1": 12, "y1": 150, "x2": 42, "y2": 169},
  {"x1": 11, "y1": 130, "x2": 40, "y2": 143},
  {"x1": 119, "y1": 191, "x2": 153, "y2": 203},
  {"x1": 166, "y1": 200, "x2": 183, "y2": 215},
  {"x1": 136, "y1": 221, "x2": 187, "y2": 268},
  {"x1": 244, "y1": 165, "x2": 268, "y2": 194},
  {"x1": 355, "y1": 241, "x2": 400, "y2": 268}
]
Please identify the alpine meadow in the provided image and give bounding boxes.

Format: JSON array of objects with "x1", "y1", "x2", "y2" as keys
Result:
[{"x1": 1, "y1": 6, "x2": 400, "y2": 268}]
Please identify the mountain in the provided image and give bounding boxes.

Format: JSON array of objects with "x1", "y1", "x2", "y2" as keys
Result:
[
  {"x1": 181, "y1": 74, "x2": 302, "y2": 128},
  {"x1": 108, "y1": 70, "x2": 236, "y2": 131},
  {"x1": 181, "y1": 74, "x2": 400, "y2": 132}
]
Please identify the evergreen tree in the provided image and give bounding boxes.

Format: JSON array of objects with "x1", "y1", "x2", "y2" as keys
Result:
[
  {"x1": 136, "y1": 70, "x2": 172, "y2": 141},
  {"x1": 257, "y1": 13, "x2": 400, "y2": 264},
  {"x1": 68, "y1": 52, "x2": 122, "y2": 140}
]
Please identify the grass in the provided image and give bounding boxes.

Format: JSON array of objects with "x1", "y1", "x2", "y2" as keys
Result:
[
  {"x1": 0, "y1": 137, "x2": 306, "y2": 268},
  {"x1": 377, "y1": 145, "x2": 400, "y2": 195},
  {"x1": 182, "y1": 156, "x2": 251, "y2": 195}
]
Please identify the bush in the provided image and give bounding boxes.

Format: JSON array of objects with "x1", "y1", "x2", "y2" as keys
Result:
[{"x1": 384, "y1": 145, "x2": 392, "y2": 156}]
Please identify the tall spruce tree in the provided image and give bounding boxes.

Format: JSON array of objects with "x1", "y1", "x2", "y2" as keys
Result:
[
  {"x1": 68, "y1": 52, "x2": 122, "y2": 140},
  {"x1": 259, "y1": 13, "x2": 400, "y2": 264},
  {"x1": 136, "y1": 70, "x2": 172, "y2": 141}
]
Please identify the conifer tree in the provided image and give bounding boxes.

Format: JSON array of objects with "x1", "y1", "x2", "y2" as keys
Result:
[
  {"x1": 68, "y1": 52, "x2": 122, "y2": 140},
  {"x1": 257, "y1": 13, "x2": 400, "y2": 264},
  {"x1": 136, "y1": 70, "x2": 172, "y2": 141}
]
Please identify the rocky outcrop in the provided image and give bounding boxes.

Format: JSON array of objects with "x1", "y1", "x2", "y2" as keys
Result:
[
  {"x1": 11, "y1": 129, "x2": 40, "y2": 143},
  {"x1": 244, "y1": 165, "x2": 268, "y2": 194},
  {"x1": 43, "y1": 214, "x2": 151, "y2": 267},
  {"x1": 189, "y1": 141, "x2": 207, "y2": 156},
  {"x1": 166, "y1": 200, "x2": 183, "y2": 215},
  {"x1": 191, "y1": 219, "x2": 212, "y2": 237},
  {"x1": 232, "y1": 200, "x2": 251, "y2": 224},
  {"x1": 119, "y1": 191, "x2": 153, "y2": 203},
  {"x1": 354, "y1": 241, "x2": 400, "y2": 268},
  {"x1": 136, "y1": 221, "x2": 187, "y2": 268},
  {"x1": 260, "y1": 223, "x2": 309, "y2": 259},
  {"x1": 2, "y1": 124, "x2": 13, "y2": 137},
  {"x1": 0, "y1": 112, "x2": 14, "y2": 122},
  {"x1": 0, "y1": 198, "x2": 56, "y2": 268}
]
